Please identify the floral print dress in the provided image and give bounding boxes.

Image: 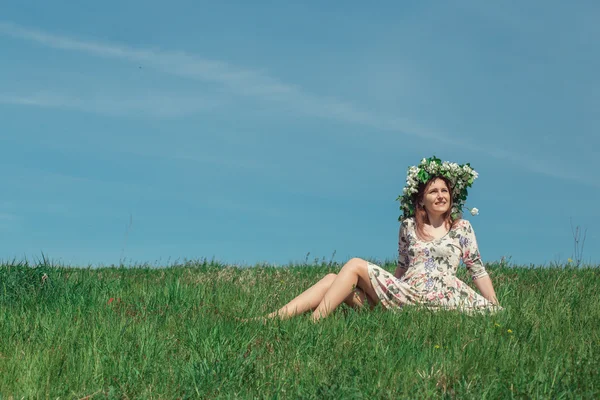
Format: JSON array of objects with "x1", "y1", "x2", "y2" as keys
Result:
[{"x1": 367, "y1": 218, "x2": 502, "y2": 313}]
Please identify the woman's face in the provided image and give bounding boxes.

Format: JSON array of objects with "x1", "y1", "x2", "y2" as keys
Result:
[{"x1": 422, "y1": 178, "x2": 450, "y2": 216}]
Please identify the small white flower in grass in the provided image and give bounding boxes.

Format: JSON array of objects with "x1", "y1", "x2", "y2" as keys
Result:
[{"x1": 470, "y1": 207, "x2": 479, "y2": 216}]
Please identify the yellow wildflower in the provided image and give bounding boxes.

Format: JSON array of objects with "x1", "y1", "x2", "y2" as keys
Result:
[
  {"x1": 507, "y1": 329, "x2": 513, "y2": 334},
  {"x1": 568, "y1": 258, "x2": 573, "y2": 263},
  {"x1": 434, "y1": 345, "x2": 440, "y2": 349}
]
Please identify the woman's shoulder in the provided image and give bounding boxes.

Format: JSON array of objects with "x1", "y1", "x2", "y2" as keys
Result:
[
  {"x1": 453, "y1": 218, "x2": 470, "y2": 226},
  {"x1": 400, "y1": 217, "x2": 415, "y2": 228},
  {"x1": 453, "y1": 218, "x2": 475, "y2": 233}
]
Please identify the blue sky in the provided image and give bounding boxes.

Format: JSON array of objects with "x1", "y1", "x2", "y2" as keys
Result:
[{"x1": 1, "y1": 1, "x2": 598, "y2": 267}]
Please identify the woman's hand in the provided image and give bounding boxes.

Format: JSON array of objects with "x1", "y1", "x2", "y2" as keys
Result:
[
  {"x1": 473, "y1": 275, "x2": 499, "y2": 305},
  {"x1": 394, "y1": 265, "x2": 407, "y2": 279}
]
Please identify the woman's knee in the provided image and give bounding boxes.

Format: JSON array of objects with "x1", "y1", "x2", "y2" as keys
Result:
[
  {"x1": 321, "y1": 273, "x2": 337, "y2": 286},
  {"x1": 348, "y1": 257, "x2": 365, "y2": 265},
  {"x1": 343, "y1": 258, "x2": 368, "y2": 274}
]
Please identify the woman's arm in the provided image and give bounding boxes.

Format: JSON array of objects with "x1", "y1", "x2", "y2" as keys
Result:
[
  {"x1": 394, "y1": 264, "x2": 407, "y2": 279},
  {"x1": 473, "y1": 275, "x2": 499, "y2": 305},
  {"x1": 460, "y1": 220, "x2": 500, "y2": 306},
  {"x1": 395, "y1": 221, "x2": 409, "y2": 279}
]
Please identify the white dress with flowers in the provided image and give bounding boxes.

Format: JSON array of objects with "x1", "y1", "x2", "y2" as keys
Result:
[{"x1": 367, "y1": 218, "x2": 501, "y2": 313}]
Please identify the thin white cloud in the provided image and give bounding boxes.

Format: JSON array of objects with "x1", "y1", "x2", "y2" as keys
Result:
[
  {"x1": 0, "y1": 92, "x2": 223, "y2": 117},
  {"x1": 0, "y1": 213, "x2": 18, "y2": 221},
  {"x1": 1, "y1": 21, "x2": 596, "y2": 188},
  {"x1": 478, "y1": 146, "x2": 600, "y2": 189},
  {"x1": 0, "y1": 21, "x2": 296, "y2": 97},
  {"x1": 0, "y1": 20, "x2": 447, "y2": 141},
  {"x1": 0, "y1": 93, "x2": 71, "y2": 108}
]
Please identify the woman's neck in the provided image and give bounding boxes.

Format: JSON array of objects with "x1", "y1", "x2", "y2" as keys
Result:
[{"x1": 426, "y1": 213, "x2": 446, "y2": 228}]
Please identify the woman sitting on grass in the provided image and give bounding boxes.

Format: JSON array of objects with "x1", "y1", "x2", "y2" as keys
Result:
[{"x1": 263, "y1": 156, "x2": 502, "y2": 321}]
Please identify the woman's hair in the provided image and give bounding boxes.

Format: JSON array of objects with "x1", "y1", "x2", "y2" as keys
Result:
[{"x1": 413, "y1": 175, "x2": 460, "y2": 241}]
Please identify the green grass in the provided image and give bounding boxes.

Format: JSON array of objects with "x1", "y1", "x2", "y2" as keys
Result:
[{"x1": 1, "y1": 259, "x2": 599, "y2": 398}]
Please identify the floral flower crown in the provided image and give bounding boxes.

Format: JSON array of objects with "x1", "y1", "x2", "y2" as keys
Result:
[{"x1": 396, "y1": 156, "x2": 479, "y2": 221}]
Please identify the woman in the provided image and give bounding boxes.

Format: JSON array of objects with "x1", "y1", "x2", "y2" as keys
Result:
[{"x1": 263, "y1": 157, "x2": 501, "y2": 321}]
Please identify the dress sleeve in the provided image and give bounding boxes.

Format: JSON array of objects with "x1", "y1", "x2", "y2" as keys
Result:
[
  {"x1": 459, "y1": 220, "x2": 489, "y2": 281},
  {"x1": 396, "y1": 220, "x2": 410, "y2": 275}
]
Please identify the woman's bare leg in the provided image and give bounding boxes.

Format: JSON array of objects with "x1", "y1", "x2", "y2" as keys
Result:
[
  {"x1": 312, "y1": 258, "x2": 379, "y2": 321},
  {"x1": 265, "y1": 273, "x2": 337, "y2": 319},
  {"x1": 265, "y1": 272, "x2": 374, "y2": 320},
  {"x1": 345, "y1": 286, "x2": 374, "y2": 309}
]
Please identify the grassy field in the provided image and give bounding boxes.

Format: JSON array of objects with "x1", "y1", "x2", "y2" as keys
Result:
[{"x1": 1, "y1": 258, "x2": 599, "y2": 399}]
